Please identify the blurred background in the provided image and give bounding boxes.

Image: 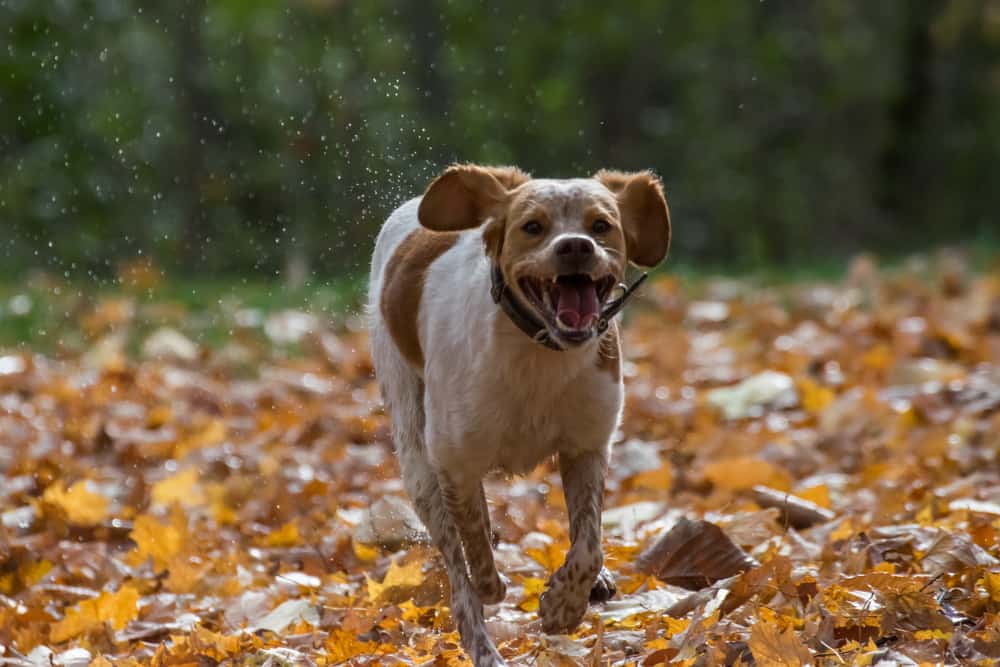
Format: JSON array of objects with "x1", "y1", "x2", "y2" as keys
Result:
[{"x1": 2, "y1": 1, "x2": 1000, "y2": 292}]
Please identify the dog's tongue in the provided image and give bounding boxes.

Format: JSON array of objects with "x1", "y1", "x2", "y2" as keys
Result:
[{"x1": 556, "y1": 281, "x2": 599, "y2": 329}]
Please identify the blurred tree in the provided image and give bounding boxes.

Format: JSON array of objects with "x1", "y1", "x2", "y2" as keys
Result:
[{"x1": 0, "y1": 0, "x2": 997, "y2": 280}]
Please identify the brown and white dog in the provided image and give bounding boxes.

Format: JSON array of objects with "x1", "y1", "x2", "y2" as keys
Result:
[{"x1": 368, "y1": 165, "x2": 670, "y2": 666}]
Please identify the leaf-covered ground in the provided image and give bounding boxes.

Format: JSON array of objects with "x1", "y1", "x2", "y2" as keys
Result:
[{"x1": 3, "y1": 252, "x2": 1000, "y2": 666}]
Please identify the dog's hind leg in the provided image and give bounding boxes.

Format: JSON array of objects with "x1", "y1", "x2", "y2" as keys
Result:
[
  {"x1": 379, "y1": 373, "x2": 504, "y2": 665},
  {"x1": 539, "y1": 449, "x2": 612, "y2": 634},
  {"x1": 399, "y1": 444, "x2": 505, "y2": 666},
  {"x1": 439, "y1": 476, "x2": 507, "y2": 604}
]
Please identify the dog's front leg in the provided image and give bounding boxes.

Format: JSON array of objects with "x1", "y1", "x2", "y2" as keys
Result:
[
  {"x1": 439, "y1": 475, "x2": 507, "y2": 604},
  {"x1": 538, "y1": 449, "x2": 615, "y2": 634}
]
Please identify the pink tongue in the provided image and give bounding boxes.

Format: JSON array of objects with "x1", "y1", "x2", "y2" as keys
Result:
[{"x1": 556, "y1": 282, "x2": 599, "y2": 329}]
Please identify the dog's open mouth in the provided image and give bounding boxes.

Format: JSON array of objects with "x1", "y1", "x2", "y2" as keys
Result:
[{"x1": 518, "y1": 274, "x2": 617, "y2": 342}]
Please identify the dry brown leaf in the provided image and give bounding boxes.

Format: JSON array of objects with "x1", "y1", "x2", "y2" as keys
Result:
[
  {"x1": 637, "y1": 518, "x2": 758, "y2": 589},
  {"x1": 752, "y1": 485, "x2": 836, "y2": 529}
]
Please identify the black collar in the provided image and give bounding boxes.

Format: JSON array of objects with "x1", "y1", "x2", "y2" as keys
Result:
[{"x1": 490, "y1": 264, "x2": 648, "y2": 351}]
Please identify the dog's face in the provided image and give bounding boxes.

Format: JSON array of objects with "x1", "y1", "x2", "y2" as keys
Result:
[
  {"x1": 418, "y1": 165, "x2": 670, "y2": 347},
  {"x1": 493, "y1": 179, "x2": 626, "y2": 344}
]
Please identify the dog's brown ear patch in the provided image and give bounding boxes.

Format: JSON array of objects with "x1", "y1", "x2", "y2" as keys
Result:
[
  {"x1": 419, "y1": 164, "x2": 530, "y2": 232},
  {"x1": 595, "y1": 170, "x2": 670, "y2": 268},
  {"x1": 381, "y1": 228, "x2": 459, "y2": 369},
  {"x1": 480, "y1": 165, "x2": 531, "y2": 190}
]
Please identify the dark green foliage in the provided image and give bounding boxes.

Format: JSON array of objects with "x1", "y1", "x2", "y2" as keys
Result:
[{"x1": 1, "y1": 0, "x2": 998, "y2": 278}]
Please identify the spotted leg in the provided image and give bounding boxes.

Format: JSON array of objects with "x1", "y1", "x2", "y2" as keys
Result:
[
  {"x1": 396, "y1": 445, "x2": 505, "y2": 667},
  {"x1": 539, "y1": 449, "x2": 611, "y2": 634},
  {"x1": 439, "y1": 475, "x2": 507, "y2": 605}
]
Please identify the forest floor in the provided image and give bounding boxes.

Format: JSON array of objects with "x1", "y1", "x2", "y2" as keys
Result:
[{"x1": 2, "y1": 250, "x2": 1000, "y2": 666}]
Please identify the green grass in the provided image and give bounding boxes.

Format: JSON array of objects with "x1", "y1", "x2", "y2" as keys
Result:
[
  {"x1": 3, "y1": 238, "x2": 998, "y2": 352},
  {"x1": 0, "y1": 274, "x2": 368, "y2": 352}
]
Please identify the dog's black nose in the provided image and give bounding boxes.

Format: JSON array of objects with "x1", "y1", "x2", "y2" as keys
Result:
[{"x1": 555, "y1": 236, "x2": 596, "y2": 258}]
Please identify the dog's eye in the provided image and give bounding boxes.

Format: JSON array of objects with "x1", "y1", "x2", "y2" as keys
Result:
[
  {"x1": 521, "y1": 220, "x2": 543, "y2": 235},
  {"x1": 592, "y1": 219, "x2": 611, "y2": 234}
]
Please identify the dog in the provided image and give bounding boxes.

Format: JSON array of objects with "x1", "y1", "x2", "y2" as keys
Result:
[{"x1": 367, "y1": 164, "x2": 670, "y2": 666}]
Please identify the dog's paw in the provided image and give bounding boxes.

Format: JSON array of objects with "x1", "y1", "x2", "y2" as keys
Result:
[
  {"x1": 469, "y1": 642, "x2": 508, "y2": 667},
  {"x1": 589, "y1": 566, "x2": 617, "y2": 603},
  {"x1": 538, "y1": 583, "x2": 589, "y2": 634},
  {"x1": 476, "y1": 570, "x2": 509, "y2": 605},
  {"x1": 538, "y1": 588, "x2": 588, "y2": 634}
]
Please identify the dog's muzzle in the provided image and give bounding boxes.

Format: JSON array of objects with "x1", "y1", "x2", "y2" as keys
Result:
[{"x1": 490, "y1": 264, "x2": 648, "y2": 350}]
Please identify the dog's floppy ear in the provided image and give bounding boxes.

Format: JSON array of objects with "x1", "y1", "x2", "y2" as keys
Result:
[
  {"x1": 419, "y1": 164, "x2": 529, "y2": 232},
  {"x1": 595, "y1": 170, "x2": 671, "y2": 268}
]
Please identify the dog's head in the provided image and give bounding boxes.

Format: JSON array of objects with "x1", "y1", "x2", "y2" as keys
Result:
[{"x1": 417, "y1": 164, "x2": 670, "y2": 348}]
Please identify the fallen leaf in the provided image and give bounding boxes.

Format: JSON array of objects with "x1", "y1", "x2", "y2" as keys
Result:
[
  {"x1": 246, "y1": 599, "x2": 319, "y2": 634},
  {"x1": 352, "y1": 495, "x2": 429, "y2": 550},
  {"x1": 637, "y1": 518, "x2": 758, "y2": 589},
  {"x1": 151, "y1": 468, "x2": 204, "y2": 508},
  {"x1": 50, "y1": 584, "x2": 139, "y2": 643},
  {"x1": 752, "y1": 485, "x2": 836, "y2": 529},
  {"x1": 260, "y1": 519, "x2": 300, "y2": 547},
  {"x1": 748, "y1": 621, "x2": 812, "y2": 666},
  {"x1": 707, "y1": 370, "x2": 798, "y2": 419},
  {"x1": 703, "y1": 458, "x2": 793, "y2": 492},
  {"x1": 366, "y1": 557, "x2": 426, "y2": 602},
  {"x1": 128, "y1": 513, "x2": 184, "y2": 570},
  {"x1": 42, "y1": 481, "x2": 108, "y2": 527}
]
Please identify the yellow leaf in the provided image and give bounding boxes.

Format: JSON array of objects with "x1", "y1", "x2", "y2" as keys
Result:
[
  {"x1": 526, "y1": 540, "x2": 567, "y2": 573},
  {"x1": 629, "y1": 462, "x2": 673, "y2": 491},
  {"x1": 88, "y1": 657, "x2": 115, "y2": 667},
  {"x1": 518, "y1": 577, "x2": 548, "y2": 612},
  {"x1": 353, "y1": 540, "x2": 378, "y2": 562},
  {"x1": 747, "y1": 621, "x2": 812, "y2": 666},
  {"x1": 703, "y1": 457, "x2": 792, "y2": 492},
  {"x1": 366, "y1": 557, "x2": 425, "y2": 602},
  {"x1": 205, "y1": 482, "x2": 238, "y2": 525},
  {"x1": 128, "y1": 513, "x2": 184, "y2": 570},
  {"x1": 260, "y1": 519, "x2": 300, "y2": 547},
  {"x1": 325, "y1": 629, "x2": 381, "y2": 663},
  {"x1": 861, "y1": 344, "x2": 892, "y2": 371},
  {"x1": 151, "y1": 468, "x2": 204, "y2": 508},
  {"x1": 798, "y1": 378, "x2": 835, "y2": 416},
  {"x1": 175, "y1": 418, "x2": 226, "y2": 456},
  {"x1": 398, "y1": 600, "x2": 431, "y2": 624},
  {"x1": 796, "y1": 484, "x2": 831, "y2": 509},
  {"x1": 916, "y1": 504, "x2": 934, "y2": 525},
  {"x1": 914, "y1": 629, "x2": 952, "y2": 640},
  {"x1": 829, "y1": 519, "x2": 855, "y2": 542},
  {"x1": 980, "y1": 572, "x2": 1000, "y2": 602},
  {"x1": 42, "y1": 480, "x2": 108, "y2": 526},
  {"x1": 23, "y1": 559, "x2": 52, "y2": 587},
  {"x1": 188, "y1": 625, "x2": 241, "y2": 660},
  {"x1": 664, "y1": 616, "x2": 690, "y2": 637},
  {"x1": 51, "y1": 584, "x2": 139, "y2": 643},
  {"x1": 165, "y1": 555, "x2": 209, "y2": 594},
  {"x1": 872, "y1": 561, "x2": 897, "y2": 574}
]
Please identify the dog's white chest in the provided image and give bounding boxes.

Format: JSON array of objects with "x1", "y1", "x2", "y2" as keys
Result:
[{"x1": 424, "y1": 346, "x2": 623, "y2": 479}]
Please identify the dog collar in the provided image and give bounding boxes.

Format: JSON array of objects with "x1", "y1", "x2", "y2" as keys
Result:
[{"x1": 489, "y1": 264, "x2": 648, "y2": 351}]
